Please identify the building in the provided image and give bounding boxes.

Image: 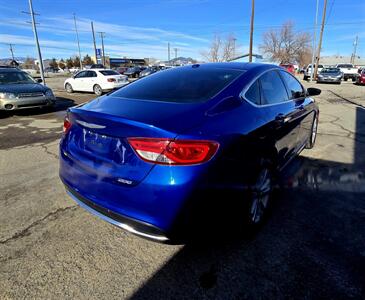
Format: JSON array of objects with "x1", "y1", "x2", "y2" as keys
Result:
[{"x1": 319, "y1": 55, "x2": 365, "y2": 67}]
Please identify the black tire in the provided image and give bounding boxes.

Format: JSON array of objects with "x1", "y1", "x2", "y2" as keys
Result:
[
  {"x1": 65, "y1": 83, "x2": 73, "y2": 93},
  {"x1": 306, "y1": 113, "x2": 318, "y2": 149},
  {"x1": 245, "y1": 160, "x2": 274, "y2": 228},
  {"x1": 93, "y1": 84, "x2": 103, "y2": 96},
  {"x1": 344, "y1": 77, "x2": 348, "y2": 81},
  {"x1": 303, "y1": 75, "x2": 308, "y2": 81}
]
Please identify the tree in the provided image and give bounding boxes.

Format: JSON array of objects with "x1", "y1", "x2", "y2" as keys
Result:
[
  {"x1": 82, "y1": 54, "x2": 93, "y2": 65},
  {"x1": 260, "y1": 21, "x2": 312, "y2": 66},
  {"x1": 201, "y1": 34, "x2": 237, "y2": 62},
  {"x1": 22, "y1": 57, "x2": 36, "y2": 69},
  {"x1": 66, "y1": 58, "x2": 74, "y2": 69},
  {"x1": 73, "y1": 56, "x2": 81, "y2": 68},
  {"x1": 58, "y1": 59, "x2": 65, "y2": 70},
  {"x1": 49, "y1": 58, "x2": 58, "y2": 69}
]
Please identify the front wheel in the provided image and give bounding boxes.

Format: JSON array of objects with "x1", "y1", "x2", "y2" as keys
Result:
[
  {"x1": 65, "y1": 83, "x2": 73, "y2": 93},
  {"x1": 306, "y1": 113, "x2": 319, "y2": 149},
  {"x1": 93, "y1": 84, "x2": 103, "y2": 96}
]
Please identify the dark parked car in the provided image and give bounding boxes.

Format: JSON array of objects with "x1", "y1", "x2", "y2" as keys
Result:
[
  {"x1": 139, "y1": 67, "x2": 159, "y2": 78},
  {"x1": 90, "y1": 64, "x2": 105, "y2": 69},
  {"x1": 116, "y1": 67, "x2": 129, "y2": 75},
  {"x1": 0, "y1": 67, "x2": 55, "y2": 111},
  {"x1": 124, "y1": 66, "x2": 143, "y2": 78},
  {"x1": 60, "y1": 63, "x2": 320, "y2": 243},
  {"x1": 316, "y1": 68, "x2": 343, "y2": 84}
]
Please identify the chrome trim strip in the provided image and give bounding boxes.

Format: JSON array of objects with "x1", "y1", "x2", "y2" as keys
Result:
[
  {"x1": 75, "y1": 120, "x2": 106, "y2": 129},
  {"x1": 67, "y1": 191, "x2": 169, "y2": 242}
]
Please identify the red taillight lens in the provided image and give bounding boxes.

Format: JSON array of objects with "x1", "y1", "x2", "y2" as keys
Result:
[
  {"x1": 63, "y1": 117, "x2": 72, "y2": 134},
  {"x1": 128, "y1": 138, "x2": 219, "y2": 165},
  {"x1": 107, "y1": 78, "x2": 116, "y2": 82}
]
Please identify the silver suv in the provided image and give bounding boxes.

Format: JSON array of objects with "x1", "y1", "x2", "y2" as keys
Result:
[{"x1": 0, "y1": 67, "x2": 55, "y2": 111}]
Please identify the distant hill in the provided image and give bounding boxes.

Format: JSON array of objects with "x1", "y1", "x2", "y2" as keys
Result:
[
  {"x1": 0, "y1": 57, "x2": 28, "y2": 65},
  {"x1": 161, "y1": 57, "x2": 198, "y2": 65}
]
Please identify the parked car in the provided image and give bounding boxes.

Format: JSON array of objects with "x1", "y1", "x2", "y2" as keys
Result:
[
  {"x1": 279, "y1": 63, "x2": 295, "y2": 74},
  {"x1": 116, "y1": 67, "x2": 129, "y2": 75},
  {"x1": 60, "y1": 63, "x2": 321, "y2": 243},
  {"x1": 124, "y1": 66, "x2": 143, "y2": 78},
  {"x1": 139, "y1": 66, "x2": 159, "y2": 78},
  {"x1": 316, "y1": 67, "x2": 342, "y2": 84},
  {"x1": 356, "y1": 69, "x2": 365, "y2": 85},
  {"x1": 0, "y1": 67, "x2": 55, "y2": 111},
  {"x1": 335, "y1": 63, "x2": 358, "y2": 81},
  {"x1": 90, "y1": 64, "x2": 105, "y2": 69},
  {"x1": 64, "y1": 69, "x2": 128, "y2": 96},
  {"x1": 303, "y1": 64, "x2": 323, "y2": 80}
]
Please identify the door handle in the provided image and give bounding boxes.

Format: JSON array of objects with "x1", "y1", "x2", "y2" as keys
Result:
[{"x1": 275, "y1": 114, "x2": 290, "y2": 124}]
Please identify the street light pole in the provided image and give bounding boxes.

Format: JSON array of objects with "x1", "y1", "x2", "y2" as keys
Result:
[
  {"x1": 248, "y1": 0, "x2": 255, "y2": 62},
  {"x1": 28, "y1": 0, "x2": 45, "y2": 84},
  {"x1": 73, "y1": 13, "x2": 83, "y2": 70}
]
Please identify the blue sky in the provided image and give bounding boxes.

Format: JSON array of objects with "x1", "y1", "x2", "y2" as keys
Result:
[{"x1": 0, "y1": 0, "x2": 364, "y2": 60}]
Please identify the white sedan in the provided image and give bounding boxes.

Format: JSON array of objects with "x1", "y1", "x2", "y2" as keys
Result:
[{"x1": 64, "y1": 69, "x2": 128, "y2": 96}]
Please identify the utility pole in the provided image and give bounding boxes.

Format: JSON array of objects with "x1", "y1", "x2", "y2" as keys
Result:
[
  {"x1": 310, "y1": 0, "x2": 320, "y2": 82},
  {"x1": 351, "y1": 36, "x2": 358, "y2": 65},
  {"x1": 73, "y1": 13, "x2": 83, "y2": 69},
  {"x1": 248, "y1": 0, "x2": 255, "y2": 62},
  {"x1": 167, "y1": 42, "x2": 170, "y2": 64},
  {"x1": 9, "y1": 44, "x2": 15, "y2": 61},
  {"x1": 91, "y1": 22, "x2": 97, "y2": 64},
  {"x1": 313, "y1": 0, "x2": 328, "y2": 80},
  {"x1": 22, "y1": 0, "x2": 45, "y2": 84},
  {"x1": 98, "y1": 32, "x2": 106, "y2": 66},
  {"x1": 174, "y1": 48, "x2": 178, "y2": 59}
]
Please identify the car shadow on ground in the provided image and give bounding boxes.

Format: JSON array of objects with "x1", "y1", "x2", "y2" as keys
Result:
[
  {"x1": 130, "y1": 107, "x2": 365, "y2": 299},
  {"x1": 0, "y1": 97, "x2": 75, "y2": 120}
]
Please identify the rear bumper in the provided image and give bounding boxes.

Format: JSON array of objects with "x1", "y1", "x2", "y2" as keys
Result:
[
  {"x1": 103, "y1": 82, "x2": 129, "y2": 90},
  {"x1": 0, "y1": 97, "x2": 54, "y2": 110},
  {"x1": 64, "y1": 182, "x2": 170, "y2": 242}
]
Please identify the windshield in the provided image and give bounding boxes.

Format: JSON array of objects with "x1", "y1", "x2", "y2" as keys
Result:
[
  {"x1": 99, "y1": 70, "x2": 120, "y2": 76},
  {"x1": 321, "y1": 68, "x2": 340, "y2": 73},
  {"x1": 0, "y1": 71, "x2": 36, "y2": 85},
  {"x1": 112, "y1": 67, "x2": 244, "y2": 103}
]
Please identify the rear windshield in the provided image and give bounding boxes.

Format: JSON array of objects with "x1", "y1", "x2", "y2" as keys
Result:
[
  {"x1": 99, "y1": 70, "x2": 119, "y2": 76},
  {"x1": 337, "y1": 64, "x2": 353, "y2": 68},
  {"x1": 112, "y1": 67, "x2": 244, "y2": 103}
]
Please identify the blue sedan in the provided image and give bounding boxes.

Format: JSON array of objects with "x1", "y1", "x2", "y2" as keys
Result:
[{"x1": 59, "y1": 63, "x2": 320, "y2": 243}]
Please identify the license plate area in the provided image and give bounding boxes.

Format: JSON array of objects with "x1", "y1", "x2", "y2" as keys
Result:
[{"x1": 84, "y1": 130, "x2": 113, "y2": 155}]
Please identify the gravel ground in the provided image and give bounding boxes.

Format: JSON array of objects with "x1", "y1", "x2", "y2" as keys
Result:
[{"x1": 0, "y1": 76, "x2": 364, "y2": 299}]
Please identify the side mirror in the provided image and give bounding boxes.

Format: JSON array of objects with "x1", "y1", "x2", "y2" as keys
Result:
[
  {"x1": 36, "y1": 78, "x2": 43, "y2": 83},
  {"x1": 307, "y1": 87, "x2": 321, "y2": 96}
]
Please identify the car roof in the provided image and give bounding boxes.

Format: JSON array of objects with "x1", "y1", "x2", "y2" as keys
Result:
[
  {"x1": 176, "y1": 62, "x2": 279, "y2": 72},
  {"x1": 0, "y1": 67, "x2": 23, "y2": 72}
]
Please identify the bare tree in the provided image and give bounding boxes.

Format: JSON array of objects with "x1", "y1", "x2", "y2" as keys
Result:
[
  {"x1": 201, "y1": 34, "x2": 237, "y2": 62},
  {"x1": 260, "y1": 21, "x2": 312, "y2": 65}
]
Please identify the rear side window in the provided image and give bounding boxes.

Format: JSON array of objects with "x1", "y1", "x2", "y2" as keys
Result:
[
  {"x1": 245, "y1": 80, "x2": 261, "y2": 105},
  {"x1": 112, "y1": 67, "x2": 244, "y2": 103},
  {"x1": 279, "y1": 71, "x2": 304, "y2": 99},
  {"x1": 74, "y1": 71, "x2": 88, "y2": 78},
  {"x1": 86, "y1": 71, "x2": 97, "y2": 77},
  {"x1": 100, "y1": 70, "x2": 119, "y2": 76},
  {"x1": 259, "y1": 71, "x2": 289, "y2": 105}
]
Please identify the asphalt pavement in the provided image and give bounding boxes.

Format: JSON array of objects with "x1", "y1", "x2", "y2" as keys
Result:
[{"x1": 0, "y1": 78, "x2": 364, "y2": 299}]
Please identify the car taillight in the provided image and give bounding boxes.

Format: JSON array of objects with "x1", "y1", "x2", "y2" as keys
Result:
[
  {"x1": 128, "y1": 138, "x2": 219, "y2": 165},
  {"x1": 107, "y1": 78, "x2": 116, "y2": 82},
  {"x1": 63, "y1": 116, "x2": 72, "y2": 134}
]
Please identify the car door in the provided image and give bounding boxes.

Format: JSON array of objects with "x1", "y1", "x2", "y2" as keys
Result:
[
  {"x1": 258, "y1": 70, "x2": 300, "y2": 168},
  {"x1": 84, "y1": 70, "x2": 98, "y2": 92},
  {"x1": 72, "y1": 71, "x2": 88, "y2": 91},
  {"x1": 279, "y1": 70, "x2": 314, "y2": 149}
]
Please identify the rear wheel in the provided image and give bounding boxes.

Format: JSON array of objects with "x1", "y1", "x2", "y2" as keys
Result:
[
  {"x1": 303, "y1": 75, "x2": 308, "y2": 81},
  {"x1": 245, "y1": 160, "x2": 273, "y2": 227},
  {"x1": 65, "y1": 83, "x2": 73, "y2": 93},
  {"x1": 306, "y1": 113, "x2": 318, "y2": 149},
  {"x1": 93, "y1": 84, "x2": 103, "y2": 96},
  {"x1": 344, "y1": 77, "x2": 348, "y2": 81}
]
